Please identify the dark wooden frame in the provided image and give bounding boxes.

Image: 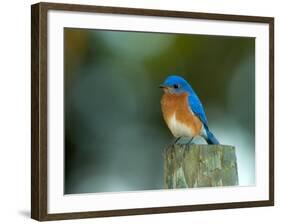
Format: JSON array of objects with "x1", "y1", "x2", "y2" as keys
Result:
[{"x1": 31, "y1": 2, "x2": 274, "y2": 221}]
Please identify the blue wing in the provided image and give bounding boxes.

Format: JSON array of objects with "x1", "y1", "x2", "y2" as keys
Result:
[
  {"x1": 188, "y1": 93, "x2": 209, "y2": 128},
  {"x1": 187, "y1": 89, "x2": 219, "y2": 144}
]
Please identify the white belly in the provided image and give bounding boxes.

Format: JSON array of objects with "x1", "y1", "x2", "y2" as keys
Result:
[{"x1": 166, "y1": 113, "x2": 194, "y2": 138}]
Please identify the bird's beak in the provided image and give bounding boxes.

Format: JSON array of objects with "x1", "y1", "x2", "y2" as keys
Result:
[
  {"x1": 159, "y1": 84, "x2": 169, "y2": 93},
  {"x1": 159, "y1": 84, "x2": 167, "y2": 89}
]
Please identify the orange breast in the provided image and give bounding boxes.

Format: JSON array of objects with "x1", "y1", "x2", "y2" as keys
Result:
[{"x1": 160, "y1": 92, "x2": 202, "y2": 137}]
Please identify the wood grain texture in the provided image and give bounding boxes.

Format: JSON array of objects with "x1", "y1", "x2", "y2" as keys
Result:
[
  {"x1": 31, "y1": 3, "x2": 40, "y2": 220},
  {"x1": 164, "y1": 144, "x2": 238, "y2": 189},
  {"x1": 31, "y1": 3, "x2": 48, "y2": 221}
]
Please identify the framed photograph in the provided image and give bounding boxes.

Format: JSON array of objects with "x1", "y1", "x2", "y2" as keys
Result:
[{"x1": 31, "y1": 2, "x2": 274, "y2": 221}]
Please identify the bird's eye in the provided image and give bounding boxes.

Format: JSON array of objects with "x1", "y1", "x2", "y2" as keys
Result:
[{"x1": 173, "y1": 84, "x2": 180, "y2": 89}]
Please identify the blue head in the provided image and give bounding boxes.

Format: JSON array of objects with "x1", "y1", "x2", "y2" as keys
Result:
[{"x1": 160, "y1": 75, "x2": 194, "y2": 95}]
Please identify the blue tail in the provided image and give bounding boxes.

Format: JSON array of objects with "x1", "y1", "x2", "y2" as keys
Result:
[{"x1": 205, "y1": 128, "x2": 219, "y2": 145}]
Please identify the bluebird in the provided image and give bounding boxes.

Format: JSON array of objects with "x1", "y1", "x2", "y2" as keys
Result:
[{"x1": 160, "y1": 75, "x2": 219, "y2": 144}]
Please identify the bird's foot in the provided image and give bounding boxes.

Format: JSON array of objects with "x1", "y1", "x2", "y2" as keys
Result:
[
  {"x1": 174, "y1": 137, "x2": 181, "y2": 144},
  {"x1": 187, "y1": 137, "x2": 195, "y2": 145},
  {"x1": 173, "y1": 137, "x2": 195, "y2": 145}
]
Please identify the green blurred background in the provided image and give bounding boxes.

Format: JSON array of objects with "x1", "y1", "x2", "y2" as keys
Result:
[{"x1": 64, "y1": 28, "x2": 255, "y2": 194}]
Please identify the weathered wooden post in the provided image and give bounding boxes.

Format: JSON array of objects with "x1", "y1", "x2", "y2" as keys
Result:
[{"x1": 164, "y1": 144, "x2": 238, "y2": 188}]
